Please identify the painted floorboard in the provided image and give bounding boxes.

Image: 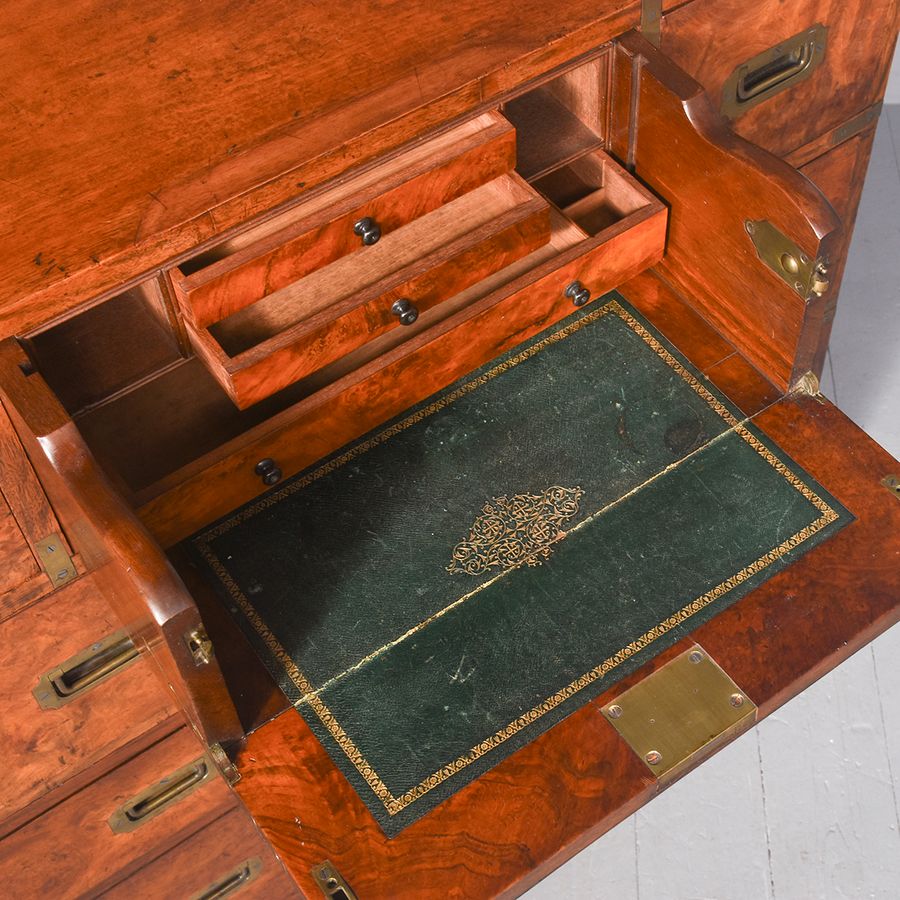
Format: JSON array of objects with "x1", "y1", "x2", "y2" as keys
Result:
[{"x1": 526, "y1": 107, "x2": 900, "y2": 899}]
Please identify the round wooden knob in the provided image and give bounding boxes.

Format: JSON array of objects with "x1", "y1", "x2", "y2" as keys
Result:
[
  {"x1": 391, "y1": 298, "x2": 419, "y2": 326},
  {"x1": 254, "y1": 458, "x2": 283, "y2": 486},
  {"x1": 353, "y1": 216, "x2": 381, "y2": 245},
  {"x1": 565, "y1": 280, "x2": 591, "y2": 307}
]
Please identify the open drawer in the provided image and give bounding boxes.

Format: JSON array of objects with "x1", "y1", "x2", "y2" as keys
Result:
[{"x1": 4, "y1": 33, "x2": 895, "y2": 900}]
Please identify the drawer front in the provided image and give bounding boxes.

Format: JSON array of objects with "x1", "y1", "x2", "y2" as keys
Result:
[
  {"x1": 100, "y1": 808, "x2": 300, "y2": 899},
  {"x1": 171, "y1": 111, "x2": 516, "y2": 329},
  {"x1": 0, "y1": 572, "x2": 180, "y2": 832},
  {"x1": 0, "y1": 727, "x2": 235, "y2": 898},
  {"x1": 660, "y1": 0, "x2": 898, "y2": 157},
  {"x1": 138, "y1": 152, "x2": 667, "y2": 545},
  {"x1": 186, "y1": 175, "x2": 552, "y2": 408}
]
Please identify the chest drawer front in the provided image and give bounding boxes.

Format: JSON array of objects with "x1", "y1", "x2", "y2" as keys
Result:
[
  {"x1": 0, "y1": 727, "x2": 235, "y2": 898},
  {"x1": 0, "y1": 573, "x2": 180, "y2": 831},
  {"x1": 100, "y1": 808, "x2": 300, "y2": 899},
  {"x1": 660, "y1": 0, "x2": 897, "y2": 157},
  {"x1": 170, "y1": 111, "x2": 516, "y2": 330},
  {"x1": 184, "y1": 174, "x2": 552, "y2": 408}
]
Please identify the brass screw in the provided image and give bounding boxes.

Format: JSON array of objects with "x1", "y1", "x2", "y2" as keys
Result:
[
  {"x1": 607, "y1": 704, "x2": 623, "y2": 719},
  {"x1": 645, "y1": 750, "x2": 662, "y2": 766},
  {"x1": 730, "y1": 693, "x2": 745, "y2": 708},
  {"x1": 689, "y1": 650, "x2": 704, "y2": 664},
  {"x1": 745, "y1": 221, "x2": 756, "y2": 234}
]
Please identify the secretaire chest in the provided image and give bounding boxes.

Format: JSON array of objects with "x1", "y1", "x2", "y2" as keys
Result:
[{"x1": 1, "y1": 2, "x2": 898, "y2": 897}]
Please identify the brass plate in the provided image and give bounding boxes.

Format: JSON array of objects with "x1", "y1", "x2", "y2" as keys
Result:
[
  {"x1": 35, "y1": 531, "x2": 76, "y2": 586},
  {"x1": 881, "y1": 475, "x2": 900, "y2": 501},
  {"x1": 312, "y1": 861, "x2": 358, "y2": 900},
  {"x1": 745, "y1": 219, "x2": 828, "y2": 298},
  {"x1": 601, "y1": 644, "x2": 757, "y2": 781}
]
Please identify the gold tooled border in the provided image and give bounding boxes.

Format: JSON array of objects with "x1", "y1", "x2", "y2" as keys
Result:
[{"x1": 194, "y1": 299, "x2": 840, "y2": 817}]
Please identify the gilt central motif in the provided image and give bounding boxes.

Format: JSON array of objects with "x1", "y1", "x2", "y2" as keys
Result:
[{"x1": 447, "y1": 485, "x2": 585, "y2": 575}]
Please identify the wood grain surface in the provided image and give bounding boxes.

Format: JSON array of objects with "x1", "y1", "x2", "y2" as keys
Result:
[
  {"x1": 0, "y1": 727, "x2": 235, "y2": 899},
  {"x1": 0, "y1": 0, "x2": 642, "y2": 339},
  {"x1": 0, "y1": 573, "x2": 181, "y2": 835},
  {"x1": 172, "y1": 112, "x2": 517, "y2": 329},
  {"x1": 660, "y1": 0, "x2": 900, "y2": 158},
  {"x1": 609, "y1": 31, "x2": 842, "y2": 391},
  {"x1": 99, "y1": 807, "x2": 301, "y2": 899}
]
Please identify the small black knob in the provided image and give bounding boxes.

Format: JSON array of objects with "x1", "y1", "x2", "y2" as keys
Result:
[
  {"x1": 254, "y1": 458, "x2": 283, "y2": 486},
  {"x1": 565, "y1": 280, "x2": 591, "y2": 307},
  {"x1": 391, "y1": 298, "x2": 419, "y2": 326},
  {"x1": 353, "y1": 216, "x2": 381, "y2": 245}
]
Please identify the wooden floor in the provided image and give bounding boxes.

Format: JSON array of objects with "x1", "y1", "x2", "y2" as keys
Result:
[{"x1": 526, "y1": 104, "x2": 900, "y2": 900}]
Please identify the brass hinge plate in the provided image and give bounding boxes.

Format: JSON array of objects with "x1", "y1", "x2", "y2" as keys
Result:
[
  {"x1": 312, "y1": 861, "x2": 358, "y2": 900},
  {"x1": 35, "y1": 532, "x2": 76, "y2": 587},
  {"x1": 745, "y1": 219, "x2": 830, "y2": 299},
  {"x1": 601, "y1": 644, "x2": 757, "y2": 781}
]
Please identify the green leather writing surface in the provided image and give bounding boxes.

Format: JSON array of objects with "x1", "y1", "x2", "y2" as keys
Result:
[{"x1": 188, "y1": 296, "x2": 852, "y2": 835}]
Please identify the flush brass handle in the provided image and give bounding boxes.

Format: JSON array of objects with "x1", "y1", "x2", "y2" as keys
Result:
[
  {"x1": 722, "y1": 24, "x2": 827, "y2": 118},
  {"x1": 192, "y1": 858, "x2": 263, "y2": 900},
  {"x1": 33, "y1": 630, "x2": 139, "y2": 710},
  {"x1": 108, "y1": 756, "x2": 214, "y2": 833}
]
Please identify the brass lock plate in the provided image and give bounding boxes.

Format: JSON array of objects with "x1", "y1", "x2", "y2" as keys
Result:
[
  {"x1": 601, "y1": 644, "x2": 757, "y2": 781},
  {"x1": 745, "y1": 219, "x2": 829, "y2": 298}
]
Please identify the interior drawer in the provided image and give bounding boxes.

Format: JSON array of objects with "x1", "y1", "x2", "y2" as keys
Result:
[
  {"x1": 660, "y1": 0, "x2": 898, "y2": 157},
  {"x1": 184, "y1": 174, "x2": 552, "y2": 408},
  {"x1": 0, "y1": 727, "x2": 235, "y2": 897},
  {"x1": 100, "y1": 808, "x2": 299, "y2": 899},
  {"x1": 136, "y1": 148, "x2": 668, "y2": 544},
  {"x1": 0, "y1": 572, "x2": 180, "y2": 834},
  {"x1": 170, "y1": 111, "x2": 516, "y2": 330}
]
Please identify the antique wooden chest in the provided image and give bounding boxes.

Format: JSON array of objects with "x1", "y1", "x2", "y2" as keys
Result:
[{"x1": 1, "y1": 1, "x2": 898, "y2": 897}]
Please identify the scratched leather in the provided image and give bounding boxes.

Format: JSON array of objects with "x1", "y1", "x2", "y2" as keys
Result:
[{"x1": 188, "y1": 294, "x2": 852, "y2": 836}]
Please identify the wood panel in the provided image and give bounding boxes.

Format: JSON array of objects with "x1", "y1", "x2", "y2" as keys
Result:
[
  {"x1": 0, "y1": 573, "x2": 181, "y2": 836},
  {"x1": 609, "y1": 31, "x2": 842, "y2": 391},
  {"x1": 100, "y1": 808, "x2": 300, "y2": 899},
  {"x1": 660, "y1": 0, "x2": 900, "y2": 158},
  {"x1": 172, "y1": 112, "x2": 517, "y2": 329},
  {"x1": 0, "y1": 342, "x2": 243, "y2": 750},
  {"x1": 0, "y1": 1, "x2": 642, "y2": 339},
  {"x1": 233, "y1": 392, "x2": 900, "y2": 899},
  {"x1": 0, "y1": 727, "x2": 235, "y2": 899}
]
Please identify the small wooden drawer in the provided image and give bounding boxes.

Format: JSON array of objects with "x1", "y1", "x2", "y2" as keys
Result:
[
  {"x1": 660, "y1": 0, "x2": 897, "y2": 157},
  {"x1": 100, "y1": 808, "x2": 300, "y2": 899},
  {"x1": 0, "y1": 727, "x2": 235, "y2": 897},
  {"x1": 137, "y1": 148, "x2": 668, "y2": 544},
  {"x1": 0, "y1": 572, "x2": 180, "y2": 833},
  {"x1": 184, "y1": 174, "x2": 552, "y2": 408},
  {"x1": 170, "y1": 111, "x2": 516, "y2": 330}
]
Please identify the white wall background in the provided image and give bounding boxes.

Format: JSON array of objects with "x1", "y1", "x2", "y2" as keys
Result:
[{"x1": 888, "y1": 40, "x2": 900, "y2": 102}]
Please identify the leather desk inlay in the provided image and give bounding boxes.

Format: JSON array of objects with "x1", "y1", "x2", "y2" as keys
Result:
[{"x1": 188, "y1": 295, "x2": 851, "y2": 835}]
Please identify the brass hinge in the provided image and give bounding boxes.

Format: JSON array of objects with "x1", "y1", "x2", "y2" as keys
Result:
[
  {"x1": 208, "y1": 742, "x2": 241, "y2": 786},
  {"x1": 35, "y1": 531, "x2": 76, "y2": 587},
  {"x1": 312, "y1": 861, "x2": 358, "y2": 900},
  {"x1": 745, "y1": 219, "x2": 830, "y2": 299},
  {"x1": 641, "y1": 0, "x2": 662, "y2": 47},
  {"x1": 184, "y1": 624, "x2": 215, "y2": 666},
  {"x1": 601, "y1": 644, "x2": 757, "y2": 782}
]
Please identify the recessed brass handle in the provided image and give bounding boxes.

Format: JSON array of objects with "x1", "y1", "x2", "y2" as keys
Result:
[
  {"x1": 33, "y1": 630, "x2": 139, "y2": 710},
  {"x1": 108, "y1": 756, "x2": 214, "y2": 833},
  {"x1": 722, "y1": 24, "x2": 827, "y2": 118},
  {"x1": 191, "y1": 858, "x2": 262, "y2": 900}
]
